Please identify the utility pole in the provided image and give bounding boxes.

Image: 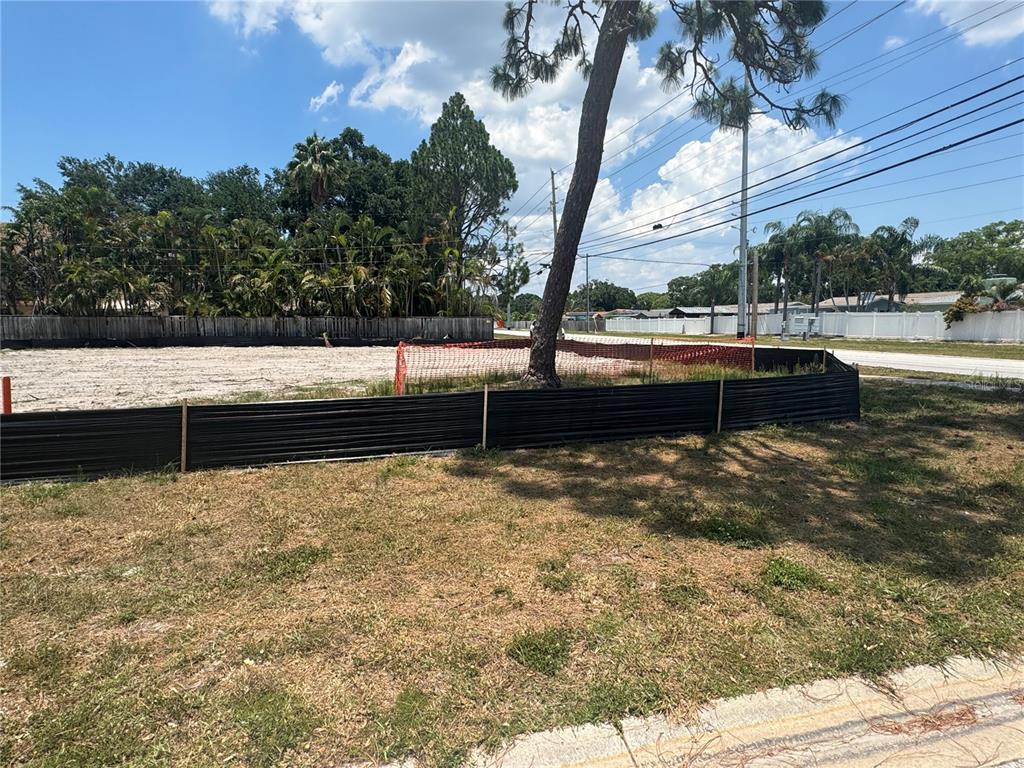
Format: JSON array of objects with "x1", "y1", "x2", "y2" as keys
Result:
[
  {"x1": 504, "y1": 222, "x2": 513, "y2": 328},
  {"x1": 736, "y1": 120, "x2": 749, "y2": 338},
  {"x1": 549, "y1": 169, "x2": 559, "y2": 247},
  {"x1": 585, "y1": 253, "x2": 591, "y2": 333},
  {"x1": 750, "y1": 243, "x2": 759, "y2": 339}
]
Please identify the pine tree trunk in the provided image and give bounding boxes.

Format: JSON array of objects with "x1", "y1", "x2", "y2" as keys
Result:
[{"x1": 526, "y1": 1, "x2": 639, "y2": 387}]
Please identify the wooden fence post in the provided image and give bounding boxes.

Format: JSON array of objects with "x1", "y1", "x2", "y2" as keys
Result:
[
  {"x1": 716, "y1": 373, "x2": 725, "y2": 433},
  {"x1": 481, "y1": 384, "x2": 489, "y2": 450},
  {"x1": 1, "y1": 376, "x2": 11, "y2": 415},
  {"x1": 647, "y1": 337, "x2": 655, "y2": 383},
  {"x1": 180, "y1": 402, "x2": 189, "y2": 472}
]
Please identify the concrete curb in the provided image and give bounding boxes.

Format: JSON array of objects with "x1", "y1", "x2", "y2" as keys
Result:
[{"x1": 462, "y1": 656, "x2": 1024, "y2": 768}]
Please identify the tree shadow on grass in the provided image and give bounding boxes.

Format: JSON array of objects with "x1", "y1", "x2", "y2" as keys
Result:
[{"x1": 447, "y1": 385, "x2": 1024, "y2": 582}]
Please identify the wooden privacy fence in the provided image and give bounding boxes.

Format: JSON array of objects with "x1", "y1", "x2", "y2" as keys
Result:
[
  {"x1": 0, "y1": 315, "x2": 493, "y2": 348},
  {"x1": 0, "y1": 348, "x2": 859, "y2": 482}
]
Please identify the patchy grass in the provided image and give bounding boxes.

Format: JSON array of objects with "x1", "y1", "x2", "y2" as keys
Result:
[
  {"x1": 244, "y1": 545, "x2": 331, "y2": 583},
  {"x1": 1, "y1": 381, "x2": 1022, "y2": 766},
  {"x1": 507, "y1": 628, "x2": 573, "y2": 676},
  {"x1": 537, "y1": 556, "x2": 579, "y2": 593},
  {"x1": 762, "y1": 557, "x2": 827, "y2": 591},
  {"x1": 227, "y1": 681, "x2": 321, "y2": 768},
  {"x1": 859, "y1": 366, "x2": 1024, "y2": 391}
]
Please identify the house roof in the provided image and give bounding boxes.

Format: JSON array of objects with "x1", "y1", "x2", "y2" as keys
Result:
[{"x1": 826, "y1": 291, "x2": 963, "y2": 307}]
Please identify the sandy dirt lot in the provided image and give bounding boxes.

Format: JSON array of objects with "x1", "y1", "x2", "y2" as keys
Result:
[{"x1": 0, "y1": 346, "x2": 397, "y2": 411}]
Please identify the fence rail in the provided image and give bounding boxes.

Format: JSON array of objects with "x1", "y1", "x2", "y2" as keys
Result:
[
  {"x1": 0, "y1": 348, "x2": 857, "y2": 482},
  {"x1": 0, "y1": 315, "x2": 493, "y2": 348}
]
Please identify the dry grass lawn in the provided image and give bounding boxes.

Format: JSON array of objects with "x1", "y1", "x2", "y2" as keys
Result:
[{"x1": 1, "y1": 382, "x2": 1022, "y2": 767}]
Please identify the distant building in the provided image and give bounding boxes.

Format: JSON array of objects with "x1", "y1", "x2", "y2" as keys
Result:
[{"x1": 819, "y1": 291, "x2": 990, "y2": 313}]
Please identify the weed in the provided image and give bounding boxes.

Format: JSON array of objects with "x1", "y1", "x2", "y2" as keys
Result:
[
  {"x1": 507, "y1": 627, "x2": 573, "y2": 676},
  {"x1": 537, "y1": 556, "x2": 578, "y2": 592},
  {"x1": 609, "y1": 564, "x2": 639, "y2": 591},
  {"x1": 659, "y1": 579, "x2": 707, "y2": 608},
  {"x1": 245, "y1": 545, "x2": 330, "y2": 582},
  {"x1": 575, "y1": 677, "x2": 664, "y2": 723},
  {"x1": 698, "y1": 515, "x2": 769, "y2": 548},
  {"x1": 377, "y1": 455, "x2": 420, "y2": 482},
  {"x1": 364, "y1": 687, "x2": 462, "y2": 764},
  {"x1": 7, "y1": 641, "x2": 71, "y2": 689},
  {"x1": 227, "y1": 681, "x2": 320, "y2": 768},
  {"x1": 762, "y1": 557, "x2": 826, "y2": 591},
  {"x1": 15, "y1": 482, "x2": 78, "y2": 503}
]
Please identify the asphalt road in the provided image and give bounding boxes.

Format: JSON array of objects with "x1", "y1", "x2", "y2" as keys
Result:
[{"x1": 501, "y1": 330, "x2": 1024, "y2": 379}]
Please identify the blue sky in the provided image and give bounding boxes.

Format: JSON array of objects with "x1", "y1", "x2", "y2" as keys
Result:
[{"x1": 3, "y1": 1, "x2": 1023, "y2": 294}]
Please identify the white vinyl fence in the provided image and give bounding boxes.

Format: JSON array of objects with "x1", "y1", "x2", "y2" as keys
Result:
[
  {"x1": 606, "y1": 310, "x2": 1023, "y2": 342},
  {"x1": 819, "y1": 310, "x2": 1023, "y2": 342}
]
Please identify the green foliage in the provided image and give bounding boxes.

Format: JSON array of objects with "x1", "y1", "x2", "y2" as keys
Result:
[
  {"x1": 568, "y1": 279, "x2": 637, "y2": 311},
  {"x1": 928, "y1": 220, "x2": 1024, "y2": 283},
  {"x1": 507, "y1": 627, "x2": 573, "y2": 675},
  {"x1": 762, "y1": 557, "x2": 826, "y2": 591},
  {"x1": 409, "y1": 92, "x2": 518, "y2": 262},
  {"x1": 227, "y1": 682, "x2": 320, "y2": 768},
  {"x1": 537, "y1": 555, "x2": 578, "y2": 592},
  {"x1": 636, "y1": 291, "x2": 672, "y2": 310},
  {"x1": 943, "y1": 294, "x2": 981, "y2": 329},
  {"x1": 245, "y1": 545, "x2": 331, "y2": 583},
  {"x1": 1, "y1": 100, "x2": 517, "y2": 319},
  {"x1": 510, "y1": 292, "x2": 543, "y2": 319}
]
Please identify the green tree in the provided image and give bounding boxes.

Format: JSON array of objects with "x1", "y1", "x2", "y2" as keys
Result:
[
  {"x1": 205, "y1": 165, "x2": 277, "y2": 225},
  {"x1": 667, "y1": 274, "x2": 701, "y2": 306},
  {"x1": 568, "y1": 279, "x2": 637, "y2": 311},
  {"x1": 867, "y1": 218, "x2": 940, "y2": 311},
  {"x1": 410, "y1": 93, "x2": 518, "y2": 260},
  {"x1": 511, "y1": 292, "x2": 543, "y2": 319},
  {"x1": 695, "y1": 263, "x2": 737, "y2": 333},
  {"x1": 493, "y1": 0, "x2": 835, "y2": 385},
  {"x1": 636, "y1": 291, "x2": 672, "y2": 310},
  {"x1": 287, "y1": 134, "x2": 342, "y2": 210},
  {"x1": 927, "y1": 220, "x2": 1023, "y2": 283}
]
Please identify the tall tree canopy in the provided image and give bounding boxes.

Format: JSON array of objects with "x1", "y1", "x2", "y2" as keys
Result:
[
  {"x1": 0, "y1": 95, "x2": 522, "y2": 320},
  {"x1": 568, "y1": 279, "x2": 638, "y2": 311},
  {"x1": 410, "y1": 92, "x2": 518, "y2": 259},
  {"x1": 492, "y1": 0, "x2": 840, "y2": 386}
]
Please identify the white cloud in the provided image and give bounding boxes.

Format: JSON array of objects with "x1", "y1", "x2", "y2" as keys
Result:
[
  {"x1": 883, "y1": 35, "x2": 906, "y2": 50},
  {"x1": 208, "y1": 0, "x2": 288, "y2": 37},
  {"x1": 309, "y1": 80, "x2": 343, "y2": 112},
  {"x1": 912, "y1": 1, "x2": 1024, "y2": 46},
  {"x1": 210, "y1": 1, "x2": 862, "y2": 293}
]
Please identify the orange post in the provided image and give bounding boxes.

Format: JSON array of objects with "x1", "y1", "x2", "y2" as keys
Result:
[{"x1": 1, "y1": 376, "x2": 11, "y2": 415}]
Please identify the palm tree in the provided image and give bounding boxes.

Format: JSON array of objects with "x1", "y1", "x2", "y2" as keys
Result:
[
  {"x1": 868, "y1": 218, "x2": 939, "y2": 311},
  {"x1": 791, "y1": 208, "x2": 859, "y2": 313},
  {"x1": 695, "y1": 263, "x2": 735, "y2": 334},
  {"x1": 287, "y1": 134, "x2": 341, "y2": 209}
]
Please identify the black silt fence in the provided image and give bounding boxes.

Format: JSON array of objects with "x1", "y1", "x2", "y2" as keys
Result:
[
  {"x1": 0, "y1": 407, "x2": 181, "y2": 481},
  {"x1": 486, "y1": 381, "x2": 721, "y2": 450},
  {"x1": 185, "y1": 392, "x2": 483, "y2": 470},
  {"x1": 1, "y1": 356, "x2": 859, "y2": 482}
]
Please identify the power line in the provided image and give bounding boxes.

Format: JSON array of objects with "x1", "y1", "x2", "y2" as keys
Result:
[
  {"x1": 585, "y1": 119, "x2": 1024, "y2": 257},
  {"x1": 580, "y1": 4, "x2": 1023, "y2": 222},
  {"x1": 581, "y1": 54, "x2": 1024, "y2": 237},
  {"x1": 513, "y1": 0, "x2": 942, "y2": 228},
  {"x1": 582, "y1": 88, "x2": 1023, "y2": 248}
]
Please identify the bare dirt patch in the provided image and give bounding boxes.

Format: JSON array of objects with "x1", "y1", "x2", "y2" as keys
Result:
[{"x1": 0, "y1": 345, "x2": 397, "y2": 411}]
